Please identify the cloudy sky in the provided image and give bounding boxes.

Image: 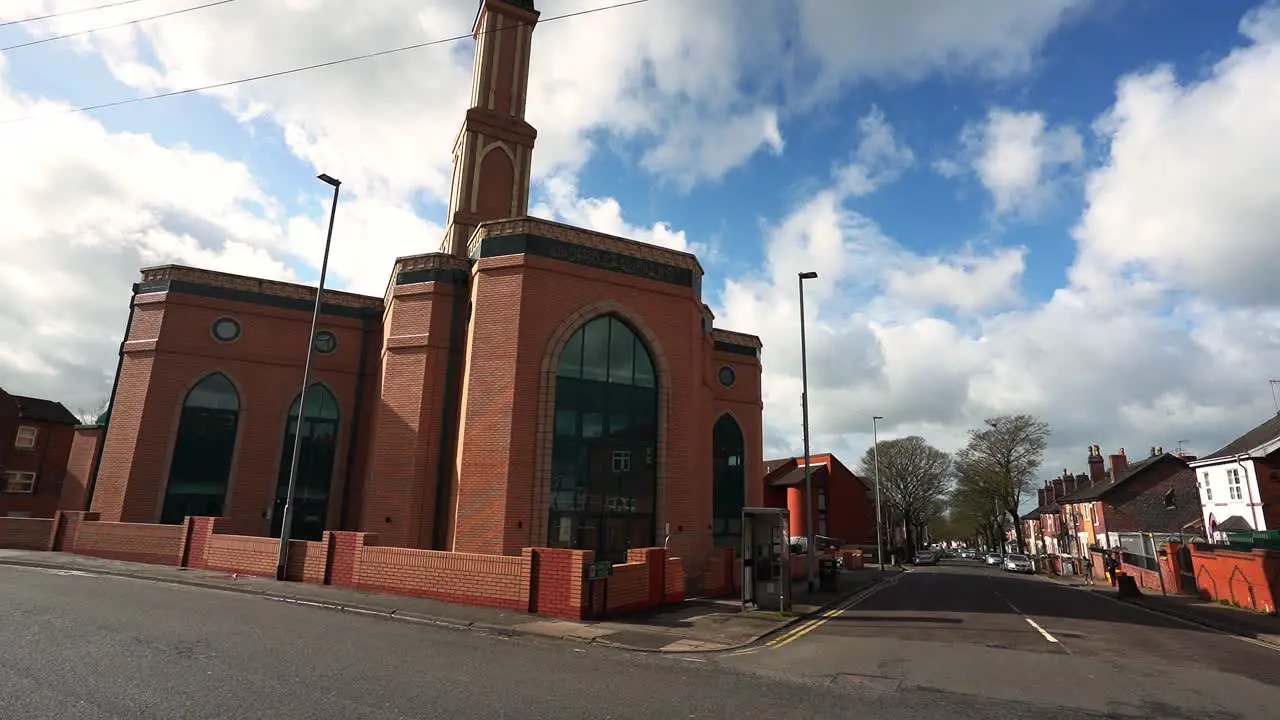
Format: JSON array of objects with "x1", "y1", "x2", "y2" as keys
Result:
[{"x1": 2, "y1": 0, "x2": 1279, "y2": 497}]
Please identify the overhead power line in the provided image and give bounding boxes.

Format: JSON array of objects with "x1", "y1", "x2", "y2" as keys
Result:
[
  {"x1": 2, "y1": 0, "x2": 239, "y2": 53},
  {"x1": 0, "y1": 0, "x2": 650, "y2": 126},
  {"x1": 1, "y1": 0, "x2": 150, "y2": 28}
]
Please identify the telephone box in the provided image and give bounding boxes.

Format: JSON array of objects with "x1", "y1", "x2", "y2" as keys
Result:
[{"x1": 741, "y1": 507, "x2": 792, "y2": 612}]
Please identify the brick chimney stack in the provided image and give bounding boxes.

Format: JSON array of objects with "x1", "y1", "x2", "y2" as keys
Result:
[
  {"x1": 1037, "y1": 488, "x2": 1046, "y2": 507},
  {"x1": 1109, "y1": 448, "x2": 1129, "y2": 482},
  {"x1": 1088, "y1": 444, "x2": 1106, "y2": 485},
  {"x1": 1053, "y1": 476, "x2": 1066, "y2": 498}
]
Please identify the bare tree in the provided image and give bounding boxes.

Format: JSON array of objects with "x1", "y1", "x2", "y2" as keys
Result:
[
  {"x1": 951, "y1": 469, "x2": 1006, "y2": 551},
  {"x1": 75, "y1": 396, "x2": 111, "y2": 425},
  {"x1": 954, "y1": 414, "x2": 1050, "y2": 554},
  {"x1": 858, "y1": 436, "x2": 952, "y2": 559}
]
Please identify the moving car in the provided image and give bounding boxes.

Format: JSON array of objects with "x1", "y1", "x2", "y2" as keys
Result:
[
  {"x1": 913, "y1": 549, "x2": 939, "y2": 566},
  {"x1": 1002, "y1": 553, "x2": 1034, "y2": 574},
  {"x1": 983, "y1": 552, "x2": 1002, "y2": 566}
]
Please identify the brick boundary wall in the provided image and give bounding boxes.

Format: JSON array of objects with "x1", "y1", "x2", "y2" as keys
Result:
[
  {"x1": 0, "y1": 513, "x2": 686, "y2": 620},
  {"x1": 1188, "y1": 544, "x2": 1280, "y2": 614},
  {"x1": 0, "y1": 517, "x2": 55, "y2": 550}
]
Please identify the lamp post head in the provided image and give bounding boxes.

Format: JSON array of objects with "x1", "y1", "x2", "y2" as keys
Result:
[
  {"x1": 873, "y1": 415, "x2": 884, "y2": 420},
  {"x1": 799, "y1": 271, "x2": 818, "y2": 280},
  {"x1": 317, "y1": 173, "x2": 341, "y2": 188}
]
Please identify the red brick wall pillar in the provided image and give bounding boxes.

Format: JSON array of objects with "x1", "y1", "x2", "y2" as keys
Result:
[
  {"x1": 627, "y1": 547, "x2": 668, "y2": 606},
  {"x1": 528, "y1": 548, "x2": 590, "y2": 620},
  {"x1": 183, "y1": 516, "x2": 222, "y2": 570},
  {"x1": 50, "y1": 510, "x2": 99, "y2": 552},
  {"x1": 61, "y1": 426, "x2": 103, "y2": 512},
  {"x1": 328, "y1": 531, "x2": 375, "y2": 588}
]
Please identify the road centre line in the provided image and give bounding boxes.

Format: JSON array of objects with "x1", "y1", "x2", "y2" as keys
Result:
[{"x1": 994, "y1": 590, "x2": 1064, "y2": 649}]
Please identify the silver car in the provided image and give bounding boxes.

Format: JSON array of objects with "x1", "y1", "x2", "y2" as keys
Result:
[{"x1": 1002, "y1": 553, "x2": 1034, "y2": 573}]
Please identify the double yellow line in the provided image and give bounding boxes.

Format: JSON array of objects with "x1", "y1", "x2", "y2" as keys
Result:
[{"x1": 764, "y1": 574, "x2": 903, "y2": 650}]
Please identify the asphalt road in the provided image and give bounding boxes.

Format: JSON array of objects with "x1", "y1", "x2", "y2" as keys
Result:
[
  {"x1": 724, "y1": 560, "x2": 1280, "y2": 718},
  {"x1": 0, "y1": 563, "x2": 1129, "y2": 720}
]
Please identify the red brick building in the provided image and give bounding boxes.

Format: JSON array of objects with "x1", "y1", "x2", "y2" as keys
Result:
[
  {"x1": 81, "y1": 0, "x2": 763, "y2": 582},
  {"x1": 761, "y1": 453, "x2": 877, "y2": 547},
  {"x1": 0, "y1": 387, "x2": 79, "y2": 518}
]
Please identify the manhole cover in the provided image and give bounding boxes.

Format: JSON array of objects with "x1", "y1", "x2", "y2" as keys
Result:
[{"x1": 829, "y1": 674, "x2": 901, "y2": 692}]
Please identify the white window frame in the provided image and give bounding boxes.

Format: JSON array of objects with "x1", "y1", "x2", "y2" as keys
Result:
[
  {"x1": 611, "y1": 449, "x2": 631, "y2": 473},
  {"x1": 1227, "y1": 468, "x2": 1244, "y2": 501},
  {"x1": 3, "y1": 471, "x2": 36, "y2": 494},
  {"x1": 13, "y1": 425, "x2": 37, "y2": 449},
  {"x1": 1202, "y1": 472, "x2": 1213, "y2": 501}
]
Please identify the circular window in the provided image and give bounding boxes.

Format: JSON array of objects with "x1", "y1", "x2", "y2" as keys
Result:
[
  {"x1": 717, "y1": 365, "x2": 736, "y2": 388},
  {"x1": 313, "y1": 330, "x2": 338, "y2": 354},
  {"x1": 211, "y1": 317, "x2": 241, "y2": 343}
]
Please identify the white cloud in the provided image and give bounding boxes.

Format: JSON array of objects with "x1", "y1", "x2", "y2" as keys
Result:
[
  {"x1": 16, "y1": 0, "x2": 1276, "y2": 504},
  {"x1": 0, "y1": 51, "x2": 432, "y2": 405},
  {"x1": 3, "y1": 0, "x2": 1089, "y2": 201},
  {"x1": 882, "y1": 246, "x2": 1026, "y2": 314},
  {"x1": 1072, "y1": 1, "x2": 1280, "y2": 306},
  {"x1": 836, "y1": 106, "x2": 915, "y2": 197},
  {"x1": 531, "y1": 174, "x2": 705, "y2": 256},
  {"x1": 714, "y1": 42, "x2": 1280, "y2": 484},
  {"x1": 950, "y1": 109, "x2": 1084, "y2": 218},
  {"x1": 793, "y1": 0, "x2": 1091, "y2": 99}
]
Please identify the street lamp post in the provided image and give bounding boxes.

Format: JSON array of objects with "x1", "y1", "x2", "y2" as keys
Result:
[
  {"x1": 275, "y1": 172, "x2": 342, "y2": 582},
  {"x1": 798, "y1": 270, "x2": 818, "y2": 593},
  {"x1": 872, "y1": 415, "x2": 884, "y2": 571}
]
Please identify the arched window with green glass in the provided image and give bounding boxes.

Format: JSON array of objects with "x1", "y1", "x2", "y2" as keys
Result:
[
  {"x1": 712, "y1": 414, "x2": 746, "y2": 549},
  {"x1": 160, "y1": 373, "x2": 241, "y2": 524},
  {"x1": 548, "y1": 315, "x2": 658, "y2": 563},
  {"x1": 270, "y1": 383, "x2": 340, "y2": 542}
]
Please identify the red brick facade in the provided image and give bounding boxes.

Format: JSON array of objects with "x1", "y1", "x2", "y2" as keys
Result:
[
  {"x1": 761, "y1": 453, "x2": 877, "y2": 547},
  {"x1": 0, "y1": 389, "x2": 79, "y2": 518},
  {"x1": 77, "y1": 0, "x2": 762, "y2": 591}
]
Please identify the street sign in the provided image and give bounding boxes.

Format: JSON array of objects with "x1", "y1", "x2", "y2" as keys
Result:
[{"x1": 586, "y1": 560, "x2": 613, "y2": 580}]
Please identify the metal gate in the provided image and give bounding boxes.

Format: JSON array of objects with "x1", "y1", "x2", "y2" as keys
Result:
[{"x1": 1176, "y1": 544, "x2": 1196, "y2": 593}]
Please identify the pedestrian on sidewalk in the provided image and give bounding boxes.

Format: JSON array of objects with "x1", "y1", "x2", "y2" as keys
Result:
[
  {"x1": 1103, "y1": 552, "x2": 1119, "y2": 586},
  {"x1": 1081, "y1": 553, "x2": 1095, "y2": 585}
]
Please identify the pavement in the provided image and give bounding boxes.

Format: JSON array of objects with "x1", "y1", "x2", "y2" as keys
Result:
[
  {"x1": 718, "y1": 560, "x2": 1280, "y2": 718},
  {"x1": 0, "y1": 549, "x2": 895, "y2": 653},
  {"x1": 0, "y1": 562, "x2": 1174, "y2": 719},
  {"x1": 1042, "y1": 571, "x2": 1280, "y2": 648}
]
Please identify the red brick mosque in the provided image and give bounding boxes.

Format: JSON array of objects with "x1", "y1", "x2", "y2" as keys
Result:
[{"x1": 81, "y1": 0, "x2": 764, "y2": 582}]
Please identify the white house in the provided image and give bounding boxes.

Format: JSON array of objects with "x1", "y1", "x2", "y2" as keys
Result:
[{"x1": 1188, "y1": 414, "x2": 1280, "y2": 540}]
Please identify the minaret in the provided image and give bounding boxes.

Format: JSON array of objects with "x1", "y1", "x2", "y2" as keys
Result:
[{"x1": 440, "y1": 0, "x2": 539, "y2": 257}]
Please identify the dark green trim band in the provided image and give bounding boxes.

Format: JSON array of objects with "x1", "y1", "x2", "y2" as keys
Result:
[
  {"x1": 137, "y1": 279, "x2": 382, "y2": 319},
  {"x1": 478, "y1": 233, "x2": 695, "y2": 288},
  {"x1": 714, "y1": 341, "x2": 758, "y2": 357},
  {"x1": 395, "y1": 267, "x2": 469, "y2": 286}
]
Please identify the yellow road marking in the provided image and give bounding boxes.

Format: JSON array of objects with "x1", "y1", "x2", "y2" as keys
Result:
[{"x1": 764, "y1": 574, "x2": 905, "y2": 650}]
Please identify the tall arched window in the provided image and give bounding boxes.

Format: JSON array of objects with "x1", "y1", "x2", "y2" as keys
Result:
[
  {"x1": 712, "y1": 414, "x2": 746, "y2": 549},
  {"x1": 161, "y1": 373, "x2": 241, "y2": 524},
  {"x1": 271, "y1": 384, "x2": 340, "y2": 542},
  {"x1": 548, "y1": 315, "x2": 658, "y2": 562}
]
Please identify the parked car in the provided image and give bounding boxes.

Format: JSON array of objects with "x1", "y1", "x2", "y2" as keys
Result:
[
  {"x1": 983, "y1": 552, "x2": 1002, "y2": 566},
  {"x1": 913, "y1": 549, "x2": 939, "y2": 566},
  {"x1": 1002, "y1": 553, "x2": 1034, "y2": 574}
]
